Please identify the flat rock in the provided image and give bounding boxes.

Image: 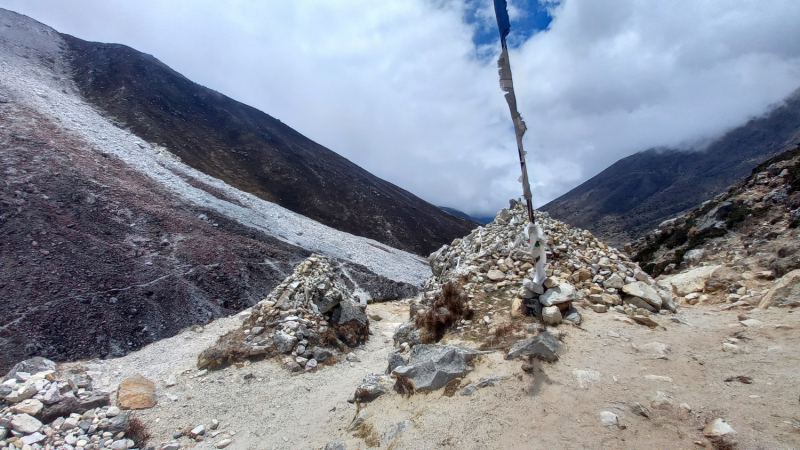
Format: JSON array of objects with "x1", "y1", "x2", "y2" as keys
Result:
[
  {"x1": 117, "y1": 373, "x2": 157, "y2": 410},
  {"x1": 573, "y1": 368, "x2": 600, "y2": 388},
  {"x1": 622, "y1": 282, "x2": 663, "y2": 309},
  {"x1": 740, "y1": 319, "x2": 763, "y2": 327},
  {"x1": 10, "y1": 413, "x2": 42, "y2": 434},
  {"x1": 662, "y1": 265, "x2": 721, "y2": 297},
  {"x1": 10, "y1": 398, "x2": 43, "y2": 415},
  {"x1": 38, "y1": 391, "x2": 110, "y2": 423},
  {"x1": 487, "y1": 269, "x2": 506, "y2": 281},
  {"x1": 505, "y1": 331, "x2": 561, "y2": 362},
  {"x1": 539, "y1": 283, "x2": 578, "y2": 306},
  {"x1": 631, "y1": 315, "x2": 659, "y2": 328}
]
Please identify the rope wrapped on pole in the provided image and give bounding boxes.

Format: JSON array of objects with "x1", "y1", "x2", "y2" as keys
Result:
[{"x1": 493, "y1": 0, "x2": 535, "y2": 225}]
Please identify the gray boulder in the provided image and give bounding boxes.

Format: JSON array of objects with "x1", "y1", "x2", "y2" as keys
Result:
[
  {"x1": 273, "y1": 331, "x2": 298, "y2": 354},
  {"x1": 353, "y1": 374, "x2": 391, "y2": 403},
  {"x1": 312, "y1": 346, "x2": 333, "y2": 363},
  {"x1": 386, "y1": 352, "x2": 408, "y2": 374},
  {"x1": 622, "y1": 282, "x2": 663, "y2": 309},
  {"x1": 4, "y1": 357, "x2": 55, "y2": 382},
  {"x1": 505, "y1": 331, "x2": 561, "y2": 362},
  {"x1": 392, "y1": 344, "x2": 488, "y2": 392}
]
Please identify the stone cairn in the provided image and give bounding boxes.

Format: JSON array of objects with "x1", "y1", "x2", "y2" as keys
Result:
[
  {"x1": 198, "y1": 254, "x2": 369, "y2": 373},
  {"x1": 418, "y1": 200, "x2": 677, "y2": 333},
  {"x1": 1, "y1": 358, "x2": 139, "y2": 450}
]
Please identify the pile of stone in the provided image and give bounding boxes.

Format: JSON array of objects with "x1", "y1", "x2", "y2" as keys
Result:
[
  {"x1": 198, "y1": 254, "x2": 369, "y2": 372},
  {"x1": 0, "y1": 358, "x2": 137, "y2": 450},
  {"x1": 422, "y1": 200, "x2": 675, "y2": 329}
]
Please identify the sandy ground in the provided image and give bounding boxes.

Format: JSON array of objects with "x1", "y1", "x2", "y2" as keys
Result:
[{"x1": 62, "y1": 301, "x2": 800, "y2": 450}]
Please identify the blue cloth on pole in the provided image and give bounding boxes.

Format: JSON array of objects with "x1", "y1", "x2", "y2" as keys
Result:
[{"x1": 493, "y1": 0, "x2": 511, "y2": 46}]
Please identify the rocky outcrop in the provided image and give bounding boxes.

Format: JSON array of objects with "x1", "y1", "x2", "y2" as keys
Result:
[{"x1": 198, "y1": 255, "x2": 377, "y2": 371}]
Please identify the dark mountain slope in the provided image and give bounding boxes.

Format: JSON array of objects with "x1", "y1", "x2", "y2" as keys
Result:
[
  {"x1": 60, "y1": 35, "x2": 477, "y2": 256},
  {"x1": 541, "y1": 90, "x2": 800, "y2": 247}
]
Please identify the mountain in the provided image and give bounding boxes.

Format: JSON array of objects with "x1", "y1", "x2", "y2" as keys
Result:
[
  {"x1": 58, "y1": 33, "x2": 477, "y2": 257},
  {"x1": 439, "y1": 207, "x2": 486, "y2": 225},
  {"x1": 0, "y1": 9, "x2": 426, "y2": 372},
  {"x1": 541, "y1": 89, "x2": 800, "y2": 247}
]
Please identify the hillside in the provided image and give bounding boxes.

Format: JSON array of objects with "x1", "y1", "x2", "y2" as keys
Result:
[
  {"x1": 0, "y1": 9, "x2": 426, "y2": 372},
  {"x1": 58, "y1": 33, "x2": 477, "y2": 257},
  {"x1": 541, "y1": 90, "x2": 800, "y2": 247}
]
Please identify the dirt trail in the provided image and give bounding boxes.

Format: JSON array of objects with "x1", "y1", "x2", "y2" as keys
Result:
[{"x1": 68, "y1": 302, "x2": 800, "y2": 450}]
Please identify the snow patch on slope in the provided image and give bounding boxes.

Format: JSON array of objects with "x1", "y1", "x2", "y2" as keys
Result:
[{"x1": 0, "y1": 8, "x2": 431, "y2": 286}]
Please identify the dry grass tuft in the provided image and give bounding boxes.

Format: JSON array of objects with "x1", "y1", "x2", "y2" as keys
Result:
[
  {"x1": 394, "y1": 376, "x2": 416, "y2": 396},
  {"x1": 413, "y1": 281, "x2": 473, "y2": 343},
  {"x1": 126, "y1": 417, "x2": 151, "y2": 446},
  {"x1": 353, "y1": 421, "x2": 380, "y2": 447}
]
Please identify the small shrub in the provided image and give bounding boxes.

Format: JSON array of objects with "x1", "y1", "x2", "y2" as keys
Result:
[
  {"x1": 413, "y1": 281, "x2": 473, "y2": 343},
  {"x1": 126, "y1": 417, "x2": 151, "y2": 446}
]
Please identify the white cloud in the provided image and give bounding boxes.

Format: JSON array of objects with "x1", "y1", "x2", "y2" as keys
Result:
[{"x1": 2, "y1": 0, "x2": 800, "y2": 217}]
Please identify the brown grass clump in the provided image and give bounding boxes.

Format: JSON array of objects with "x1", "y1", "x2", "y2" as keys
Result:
[
  {"x1": 413, "y1": 281, "x2": 473, "y2": 343},
  {"x1": 197, "y1": 328, "x2": 254, "y2": 370},
  {"x1": 126, "y1": 417, "x2": 151, "y2": 446},
  {"x1": 353, "y1": 421, "x2": 380, "y2": 447},
  {"x1": 442, "y1": 377, "x2": 463, "y2": 397},
  {"x1": 393, "y1": 376, "x2": 416, "y2": 396},
  {"x1": 480, "y1": 321, "x2": 524, "y2": 351}
]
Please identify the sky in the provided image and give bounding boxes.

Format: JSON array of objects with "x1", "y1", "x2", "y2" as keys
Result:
[{"x1": 2, "y1": 0, "x2": 800, "y2": 218}]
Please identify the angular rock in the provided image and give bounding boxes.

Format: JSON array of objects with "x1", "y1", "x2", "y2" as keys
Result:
[
  {"x1": 650, "y1": 391, "x2": 673, "y2": 410},
  {"x1": 331, "y1": 299, "x2": 369, "y2": 347},
  {"x1": 273, "y1": 331, "x2": 298, "y2": 354},
  {"x1": 600, "y1": 411, "x2": 619, "y2": 426},
  {"x1": 323, "y1": 440, "x2": 345, "y2": 450},
  {"x1": 703, "y1": 418, "x2": 735, "y2": 437},
  {"x1": 505, "y1": 331, "x2": 561, "y2": 362},
  {"x1": 10, "y1": 399, "x2": 43, "y2": 415},
  {"x1": 10, "y1": 413, "x2": 42, "y2": 434},
  {"x1": 392, "y1": 344, "x2": 486, "y2": 392},
  {"x1": 106, "y1": 412, "x2": 131, "y2": 433},
  {"x1": 487, "y1": 269, "x2": 506, "y2": 282},
  {"x1": 312, "y1": 346, "x2": 333, "y2": 362},
  {"x1": 631, "y1": 315, "x2": 659, "y2": 328},
  {"x1": 542, "y1": 306, "x2": 562, "y2": 325},
  {"x1": 622, "y1": 282, "x2": 663, "y2": 309},
  {"x1": 117, "y1": 374, "x2": 157, "y2": 410},
  {"x1": 630, "y1": 402, "x2": 650, "y2": 418},
  {"x1": 510, "y1": 298, "x2": 528, "y2": 318},
  {"x1": 3, "y1": 357, "x2": 55, "y2": 382},
  {"x1": 386, "y1": 353, "x2": 408, "y2": 374},
  {"x1": 539, "y1": 283, "x2": 578, "y2": 306},
  {"x1": 381, "y1": 420, "x2": 409, "y2": 447},
  {"x1": 563, "y1": 306, "x2": 581, "y2": 324},
  {"x1": 353, "y1": 374, "x2": 390, "y2": 403},
  {"x1": 759, "y1": 268, "x2": 800, "y2": 308},
  {"x1": 38, "y1": 391, "x2": 110, "y2": 423},
  {"x1": 662, "y1": 265, "x2": 721, "y2": 297},
  {"x1": 573, "y1": 369, "x2": 601, "y2": 388},
  {"x1": 604, "y1": 273, "x2": 625, "y2": 290},
  {"x1": 622, "y1": 295, "x2": 658, "y2": 313}
]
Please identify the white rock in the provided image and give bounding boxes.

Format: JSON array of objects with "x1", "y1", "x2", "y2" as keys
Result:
[
  {"x1": 573, "y1": 369, "x2": 600, "y2": 388},
  {"x1": 600, "y1": 411, "x2": 619, "y2": 426},
  {"x1": 216, "y1": 439, "x2": 232, "y2": 448},
  {"x1": 703, "y1": 418, "x2": 735, "y2": 437},
  {"x1": 106, "y1": 406, "x2": 120, "y2": 417},
  {"x1": 740, "y1": 319, "x2": 763, "y2": 327},
  {"x1": 722, "y1": 343, "x2": 743, "y2": 353},
  {"x1": 10, "y1": 413, "x2": 42, "y2": 434},
  {"x1": 542, "y1": 306, "x2": 562, "y2": 325}
]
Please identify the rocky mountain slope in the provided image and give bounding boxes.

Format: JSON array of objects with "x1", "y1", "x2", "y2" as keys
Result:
[
  {"x1": 57, "y1": 26, "x2": 476, "y2": 257},
  {"x1": 541, "y1": 90, "x2": 800, "y2": 247},
  {"x1": 0, "y1": 9, "x2": 429, "y2": 373},
  {"x1": 631, "y1": 144, "x2": 800, "y2": 309}
]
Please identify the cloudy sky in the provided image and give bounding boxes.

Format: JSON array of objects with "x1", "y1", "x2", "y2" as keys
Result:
[{"x1": 3, "y1": 0, "x2": 800, "y2": 218}]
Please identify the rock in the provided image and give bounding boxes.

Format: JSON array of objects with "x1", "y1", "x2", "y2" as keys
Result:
[
  {"x1": 10, "y1": 413, "x2": 42, "y2": 434},
  {"x1": 643, "y1": 374, "x2": 673, "y2": 382},
  {"x1": 683, "y1": 249, "x2": 705, "y2": 265},
  {"x1": 10, "y1": 399, "x2": 43, "y2": 415},
  {"x1": 331, "y1": 299, "x2": 369, "y2": 347},
  {"x1": 110, "y1": 439, "x2": 131, "y2": 450},
  {"x1": 510, "y1": 298, "x2": 528, "y2": 318},
  {"x1": 273, "y1": 330, "x2": 298, "y2": 354},
  {"x1": 3, "y1": 357, "x2": 55, "y2": 382},
  {"x1": 573, "y1": 369, "x2": 600, "y2": 388},
  {"x1": 353, "y1": 374, "x2": 391, "y2": 403},
  {"x1": 305, "y1": 359, "x2": 318, "y2": 371},
  {"x1": 216, "y1": 439, "x2": 233, "y2": 449},
  {"x1": 106, "y1": 413, "x2": 131, "y2": 433},
  {"x1": 117, "y1": 374, "x2": 157, "y2": 409},
  {"x1": 393, "y1": 322, "x2": 421, "y2": 346},
  {"x1": 650, "y1": 391, "x2": 673, "y2": 410},
  {"x1": 542, "y1": 306, "x2": 562, "y2": 325},
  {"x1": 662, "y1": 265, "x2": 721, "y2": 297},
  {"x1": 285, "y1": 361, "x2": 302, "y2": 372},
  {"x1": 759, "y1": 269, "x2": 800, "y2": 308},
  {"x1": 539, "y1": 283, "x2": 578, "y2": 306},
  {"x1": 622, "y1": 282, "x2": 663, "y2": 309},
  {"x1": 323, "y1": 440, "x2": 345, "y2": 450},
  {"x1": 591, "y1": 304, "x2": 607, "y2": 313},
  {"x1": 191, "y1": 424, "x2": 206, "y2": 437},
  {"x1": 600, "y1": 411, "x2": 619, "y2": 426},
  {"x1": 392, "y1": 344, "x2": 486, "y2": 392},
  {"x1": 381, "y1": 420, "x2": 409, "y2": 447},
  {"x1": 563, "y1": 306, "x2": 581, "y2": 324},
  {"x1": 312, "y1": 346, "x2": 333, "y2": 362},
  {"x1": 346, "y1": 352, "x2": 361, "y2": 362},
  {"x1": 40, "y1": 382, "x2": 62, "y2": 404},
  {"x1": 505, "y1": 331, "x2": 561, "y2": 362},
  {"x1": 523, "y1": 279, "x2": 544, "y2": 295},
  {"x1": 704, "y1": 266, "x2": 742, "y2": 292},
  {"x1": 740, "y1": 319, "x2": 763, "y2": 327},
  {"x1": 38, "y1": 391, "x2": 110, "y2": 423},
  {"x1": 487, "y1": 269, "x2": 506, "y2": 281},
  {"x1": 348, "y1": 409, "x2": 369, "y2": 431},
  {"x1": 20, "y1": 432, "x2": 46, "y2": 445},
  {"x1": 703, "y1": 418, "x2": 735, "y2": 437},
  {"x1": 623, "y1": 295, "x2": 657, "y2": 312},
  {"x1": 631, "y1": 315, "x2": 659, "y2": 328},
  {"x1": 722, "y1": 343, "x2": 743, "y2": 353},
  {"x1": 604, "y1": 273, "x2": 625, "y2": 289},
  {"x1": 387, "y1": 353, "x2": 408, "y2": 374},
  {"x1": 161, "y1": 443, "x2": 181, "y2": 450},
  {"x1": 4, "y1": 383, "x2": 36, "y2": 403},
  {"x1": 629, "y1": 402, "x2": 650, "y2": 418},
  {"x1": 106, "y1": 406, "x2": 121, "y2": 417},
  {"x1": 461, "y1": 384, "x2": 478, "y2": 395}
]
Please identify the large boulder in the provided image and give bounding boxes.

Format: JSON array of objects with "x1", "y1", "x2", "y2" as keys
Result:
[
  {"x1": 505, "y1": 331, "x2": 561, "y2": 362},
  {"x1": 117, "y1": 374, "x2": 156, "y2": 410},
  {"x1": 759, "y1": 269, "x2": 800, "y2": 308},
  {"x1": 662, "y1": 265, "x2": 721, "y2": 297},
  {"x1": 622, "y1": 282, "x2": 663, "y2": 309},
  {"x1": 539, "y1": 283, "x2": 578, "y2": 306},
  {"x1": 331, "y1": 299, "x2": 369, "y2": 347},
  {"x1": 392, "y1": 345, "x2": 487, "y2": 392}
]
